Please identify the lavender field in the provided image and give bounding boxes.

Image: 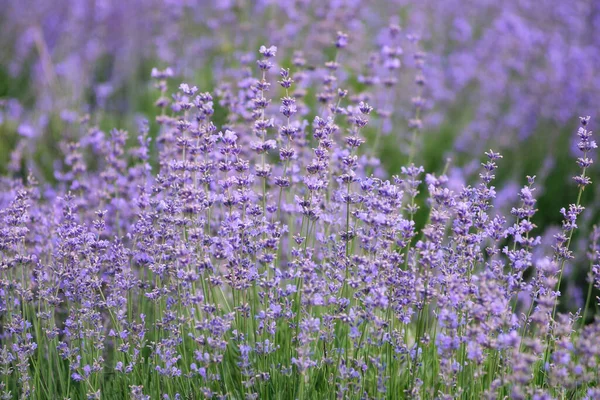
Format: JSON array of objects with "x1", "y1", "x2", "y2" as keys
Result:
[{"x1": 1, "y1": 1, "x2": 600, "y2": 399}]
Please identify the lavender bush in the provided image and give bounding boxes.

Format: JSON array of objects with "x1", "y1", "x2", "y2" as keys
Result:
[{"x1": 1, "y1": 3, "x2": 600, "y2": 400}]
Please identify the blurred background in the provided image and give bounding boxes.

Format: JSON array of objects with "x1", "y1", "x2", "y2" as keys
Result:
[{"x1": 1, "y1": 0, "x2": 599, "y2": 312}]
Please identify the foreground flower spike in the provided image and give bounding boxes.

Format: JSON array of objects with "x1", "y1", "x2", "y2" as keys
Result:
[
  {"x1": 573, "y1": 116, "x2": 596, "y2": 189},
  {"x1": 554, "y1": 117, "x2": 596, "y2": 264}
]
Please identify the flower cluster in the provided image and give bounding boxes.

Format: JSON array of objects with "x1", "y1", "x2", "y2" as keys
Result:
[{"x1": 0, "y1": 26, "x2": 598, "y2": 399}]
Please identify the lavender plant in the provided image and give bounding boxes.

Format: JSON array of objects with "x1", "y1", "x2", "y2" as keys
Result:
[{"x1": 0, "y1": 24, "x2": 599, "y2": 398}]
